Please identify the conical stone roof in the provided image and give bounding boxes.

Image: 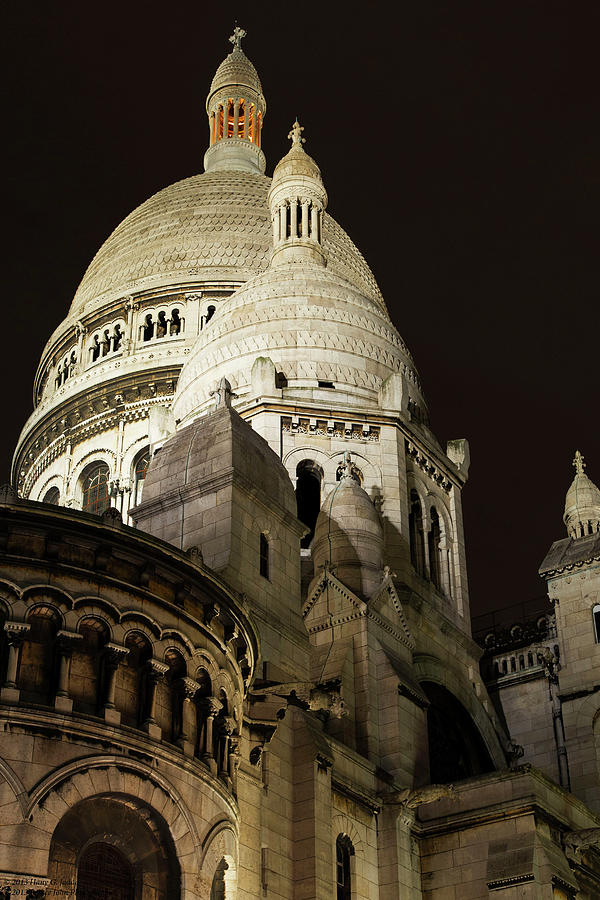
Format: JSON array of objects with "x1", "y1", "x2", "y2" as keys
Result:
[{"x1": 563, "y1": 451, "x2": 600, "y2": 538}]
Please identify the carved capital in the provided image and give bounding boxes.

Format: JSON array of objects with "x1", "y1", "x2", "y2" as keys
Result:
[
  {"x1": 4, "y1": 621, "x2": 31, "y2": 645},
  {"x1": 105, "y1": 642, "x2": 129, "y2": 667}
]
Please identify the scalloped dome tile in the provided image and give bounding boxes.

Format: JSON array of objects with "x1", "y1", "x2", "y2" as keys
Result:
[{"x1": 69, "y1": 170, "x2": 385, "y2": 316}]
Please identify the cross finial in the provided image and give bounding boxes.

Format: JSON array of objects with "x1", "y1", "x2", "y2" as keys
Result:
[
  {"x1": 573, "y1": 450, "x2": 586, "y2": 476},
  {"x1": 288, "y1": 119, "x2": 305, "y2": 148},
  {"x1": 229, "y1": 26, "x2": 246, "y2": 51}
]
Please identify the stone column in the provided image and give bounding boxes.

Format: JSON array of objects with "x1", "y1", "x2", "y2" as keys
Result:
[
  {"x1": 177, "y1": 677, "x2": 200, "y2": 756},
  {"x1": 1, "y1": 622, "x2": 30, "y2": 703},
  {"x1": 228, "y1": 734, "x2": 241, "y2": 793},
  {"x1": 272, "y1": 213, "x2": 278, "y2": 245},
  {"x1": 279, "y1": 205, "x2": 287, "y2": 243},
  {"x1": 143, "y1": 659, "x2": 169, "y2": 739},
  {"x1": 233, "y1": 100, "x2": 239, "y2": 137},
  {"x1": 200, "y1": 696, "x2": 222, "y2": 773},
  {"x1": 218, "y1": 716, "x2": 236, "y2": 785},
  {"x1": 54, "y1": 630, "x2": 83, "y2": 712},
  {"x1": 301, "y1": 200, "x2": 309, "y2": 238},
  {"x1": 310, "y1": 204, "x2": 319, "y2": 242},
  {"x1": 290, "y1": 198, "x2": 298, "y2": 239},
  {"x1": 103, "y1": 643, "x2": 129, "y2": 725}
]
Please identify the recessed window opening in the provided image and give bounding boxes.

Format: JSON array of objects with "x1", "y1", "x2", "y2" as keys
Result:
[
  {"x1": 259, "y1": 532, "x2": 269, "y2": 579},
  {"x1": 428, "y1": 507, "x2": 442, "y2": 589},
  {"x1": 318, "y1": 380, "x2": 335, "y2": 389},
  {"x1": 409, "y1": 489, "x2": 425, "y2": 577},
  {"x1": 76, "y1": 842, "x2": 133, "y2": 900},
  {"x1": 593, "y1": 604, "x2": 600, "y2": 643},
  {"x1": 336, "y1": 835, "x2": 353, "y2": 900},
  {"x1": 82, "y1": 463, "x2": 110, "y2": 516},
  {"x1": 43, "y1": 486, "x2": 60, "y2": 505},
  {"x1": 296, "y1": 461, "x2": 323, "y2": 549}
]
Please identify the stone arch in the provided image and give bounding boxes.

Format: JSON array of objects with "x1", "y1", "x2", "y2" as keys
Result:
[
  {"x1": 22, "y1": 584, "x2": 73, "y2": 615},
  {"x1": 28, "y1": 756, "x2": 201, "y2": 898},
  {"x1": 160, "y1": 628, "x2": 196, "y2": 658},
  {"x1": 120, "y1": 610, "x2": 162, "y2": 639},
  {"x1": 198, "y1": 820, "x2": 238, "y2": 900},
  {"x1": 575, "y1": 691, "x2": 600, "y2": 734},
  {"x1": 37, "y1": 474, "x2": 63, "y2": 503},
  {"x1": 0, "y1": 755, "x2": 28, "y2": 819},
  {"x1": 330, "y1": 814, "x2": 364, "y2": 854},
  {"x1": 72, "y1": 595, "x2": 120, "y2": 623},
  {"x1": 413, "y1": 654, "x2": 505, "y2": 771}
]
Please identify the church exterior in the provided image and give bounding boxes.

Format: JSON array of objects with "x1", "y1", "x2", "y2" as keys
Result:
[{"x1": 1, "y1": 29, "x2": 599, "y2": 899}]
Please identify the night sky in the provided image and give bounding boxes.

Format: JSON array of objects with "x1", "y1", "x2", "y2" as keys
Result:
[{"x1": 4, "y1": 2, "x2": 599, "y2": 622}]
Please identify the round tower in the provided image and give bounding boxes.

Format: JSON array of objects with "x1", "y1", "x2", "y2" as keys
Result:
[
  {"x1": 564, "y1": 450, "x2": 600, "y2": 538},
  {"x1": 204, "y1": 26, "x2": 266, "y2": 175}
]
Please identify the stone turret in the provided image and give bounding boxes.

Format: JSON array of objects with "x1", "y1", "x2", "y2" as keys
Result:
[
  {"x1": 267, "y1": 120, "x2": 328, "y2": 267},
  {"x1": 563, "y1": 450, "x2": 600, "y2": 539},
  {"x1": 204, "y1": 27, "x2": 267, "y2": 174}
]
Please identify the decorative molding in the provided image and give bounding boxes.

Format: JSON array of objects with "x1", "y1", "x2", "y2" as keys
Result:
[{"x1": 406, "y1": 440, "x2": 452, "y2": 492}]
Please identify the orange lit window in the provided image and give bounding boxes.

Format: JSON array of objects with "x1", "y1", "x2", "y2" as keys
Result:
[
  {"x1": 248, "y1": 104, "x2": 254, "y2": 142},
  {"x1": 238, "y1": 99, "x2": 245, "y2": 138}
]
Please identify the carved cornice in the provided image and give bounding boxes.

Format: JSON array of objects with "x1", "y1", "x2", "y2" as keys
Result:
[{"x1": 406, "y1": 440, "x2": 453, "y2": 492}]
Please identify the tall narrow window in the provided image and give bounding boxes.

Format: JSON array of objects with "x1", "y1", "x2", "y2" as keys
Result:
[
  {"x1": 336, "y1": 835, "x2": 353, "y2": 900},
  {"x1": 82, "y1": 463, "x2": 110, "y2": 515},
  {"x1": 409, "y1": 490, "x2": 425, "y2": 576},
  {"x1": 593, "y1": 604, "x2": 600, "y2": 643},
  {"x1": 296, "y1": 461, "x2": 322, "y2": 548},
  {"x1": 133, "y1": 450, "x2": 150, "y2": 507},
  {"x1": 260, "y1": 533, "x2": 269, "y2": 579},
  {"x1": 428, "y1": 507, "x2": 442, "y2": 589}
]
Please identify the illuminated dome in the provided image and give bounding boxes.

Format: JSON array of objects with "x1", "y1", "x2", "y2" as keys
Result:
[
  {"x1": 210, "y1": 46, "x2": 263, "y2": 95},
  {"x1": 564, "y1": 451, "x2": 600, "y2": 538},
  {"x1": 68, "y1": 171, "x2": 385, "y2": 317}
]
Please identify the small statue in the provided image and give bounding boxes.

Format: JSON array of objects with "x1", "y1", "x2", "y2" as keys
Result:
[{"x1": 385, "y1": 783, "x2": 456, "y2": 808}]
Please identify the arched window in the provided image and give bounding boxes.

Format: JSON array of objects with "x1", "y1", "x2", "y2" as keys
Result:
[
  {"x1": 81, "y1": 463, "x2": 110, "y2": 515},
  {"x1": 133, "y1": 449, "x2": 150, "y2": 507},
  {"x1": 428, "y1": 507, "x2": 442, "y2": 589},
  {"x1": 336, "y1": 835, "x2": 353, "y2": 900},
  {"x1": 593, "y1": 604, "x2": 600, "y2": 644},
  {"x1": 409, "y1": 489, "x2": 425, "y2": 576},
  {"x1": 43, "y1": 486, "x2": 60, "y2": 505},
  {"x1": 71, "y1": 617, "x2": 109, "y2": 715},
  {"x1": 260, "y1": 532, "x2": 269, "y2": 579},
  {"x1": 19, "y1": 605, "x2": 61, "y2": 704},
  {"x1": 120, "y1": 631, "x2": 152, "y2": 727},
  {"x1": 165, "y1": 648, "x2": 186, "y2": 743},
  {"x1": 77, "y1": 842, "x2": 133, "y2": 900},
  {"x1": 422, "y1": 681, "x2": 494, "y2": 783},
  {"x1": 296, "y1": 461, "x2": 323, "y2": 548},
  {"x1": 210, "y1": 858, "x2": 228, "y2": 900}
]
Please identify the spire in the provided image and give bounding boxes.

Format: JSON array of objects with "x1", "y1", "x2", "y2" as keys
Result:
[
  {"x1": 564, "y1": 450, "x2": 600, "y2": 539},
  {"x1": 573, "y1": 450, "x2": 586, "y2": 476},
  {"x1": 204, "y1": 28, "x2": 267, "y2": 175},
  {"x1": 267, "y1": 121, "x2": 328, "y2": 267}
]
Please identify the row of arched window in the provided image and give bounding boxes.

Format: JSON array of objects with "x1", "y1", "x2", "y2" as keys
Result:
[
  {"x1": 210, "y1": 99, "x2": 262, "y2": 145},
  {"x1": 0, "y1": 608, "x2": 238, "y2": 777},
  {"x1": 409, "y1": 489, "x2": 453, "y2": 597},
  {"x1": 41, "y1": 451, "x2": 150, "y2": 513}
]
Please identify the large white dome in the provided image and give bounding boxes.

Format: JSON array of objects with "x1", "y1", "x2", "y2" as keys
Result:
[{"x1": 69, "y1": 170, "x2": 386, "y2": 317}]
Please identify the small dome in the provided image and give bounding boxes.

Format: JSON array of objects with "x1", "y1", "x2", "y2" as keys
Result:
[
  {"x1": 210, "y1": 48, "x2": 263, "y2": 96},
  {"x1": 564, "y1": 451, "x2": 600, "y2": 539},
  {"x1": 272, "y1": 140, "x2": 322, "y2": 184},
  {"x1": 312, "y1": 457, "x2": 383, "y2": 599}
]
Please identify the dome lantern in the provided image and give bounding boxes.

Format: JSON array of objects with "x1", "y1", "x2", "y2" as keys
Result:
[
  {"x1": 563, "y1": 450, "x2": 600, "y2": 539},
  {"x1": 204, "y1": 27, "x2": 267, "y2": 175},
  {"x1": 267, "y1": 121, "x2": 328, "y2": 267}
]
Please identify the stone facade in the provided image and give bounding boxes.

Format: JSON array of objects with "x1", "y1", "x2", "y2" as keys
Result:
[{"x1": 1, "y1": 29, "x2": 599, "y2": 900}]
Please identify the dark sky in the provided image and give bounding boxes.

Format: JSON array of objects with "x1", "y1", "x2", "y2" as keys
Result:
[{"x1": 3, "y1": 2, "x2": 599, "y2": 621}]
